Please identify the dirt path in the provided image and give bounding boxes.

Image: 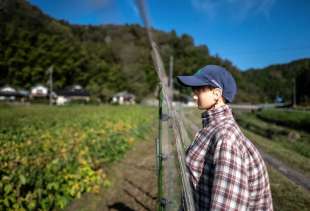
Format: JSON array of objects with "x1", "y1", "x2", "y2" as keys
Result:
[
  {"x1": 66, "y1": 139, "x2": 157, "y2": 211},
  {"x1": 181, "y1": 110, "x2": 310, "y2": 192},
  {"x1": 257, "y1": 147, "x2": 310, "y2": 191}
]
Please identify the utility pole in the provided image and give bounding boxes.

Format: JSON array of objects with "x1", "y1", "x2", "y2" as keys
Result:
[
  {"x1": 293, "y1": 77, "x2": 296, "y2": 108},
  {"x1": 47, "y1": 66, "x2": 53, "y2": 106},
  {"x1": 168, "y1": 55, "x2": 174, "y2": 102}
]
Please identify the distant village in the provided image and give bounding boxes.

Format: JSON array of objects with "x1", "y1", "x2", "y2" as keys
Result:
[{"x1": 0, "y1": 85, "x2": 136, "y2": 105}]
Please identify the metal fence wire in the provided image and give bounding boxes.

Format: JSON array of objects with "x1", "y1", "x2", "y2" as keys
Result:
[{"x1": 135, "y1": 1, "x2": 196, "y2": 210}]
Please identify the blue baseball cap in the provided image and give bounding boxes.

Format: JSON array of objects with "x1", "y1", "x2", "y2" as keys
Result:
[{"x1": 176, "y1": 65, "x2": 237, "y2": 103}]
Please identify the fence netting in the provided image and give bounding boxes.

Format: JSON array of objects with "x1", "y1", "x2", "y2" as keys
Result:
[{"x1": 135, "y1": 1, "x2": 196, "y2": 210}]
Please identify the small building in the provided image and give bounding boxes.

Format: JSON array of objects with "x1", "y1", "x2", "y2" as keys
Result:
[
  {"x1": 56, "y1": 96, "x2": 69, "y2": 105},
  {"x1": 0, "y1": 85, "x2": 17, "y2": 101},
  {"x1": 0, "y1": 86, "x2": 30, "y2": 102},
  {"x1": 16, "y1": 89, "x2": 30, "y2": 102},
  {"x1": 55, "y1": 85, "x2": 90, "y2": 105},
  {"x1": 1, "y1": 85, "x2": 15, "y2": 93},
  {"x1": 30, "y1": 84, "x2": 48, "y2": 98},
  {"x1": 275, "y1": 95, "x2": 284, "y2": 104},
  {"x1": 112, "y1": 91, "x2": 136, "y2": 105}
]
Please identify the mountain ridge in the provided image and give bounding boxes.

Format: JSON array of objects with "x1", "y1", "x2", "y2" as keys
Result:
[{"x1": 1, "y1": 0, "x2": 309, "y2": 103}]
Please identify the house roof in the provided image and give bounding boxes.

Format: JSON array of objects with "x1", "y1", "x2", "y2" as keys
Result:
[
  {"x1": 0, "y1": 86, "x2": 16, "y2": 93},
  {"x1": 113, "y1": 91, "x2": 135, "y2": 98},
  {"x1": 0, "y1": 91, "x2": 25, "y2": 97},
  {"x1": 18, "y1": 90, "x2": 29, "y2": 96},
  {"x1": 31, "y1": 84, "x2": 48, "y2": 90},
  {"x1": 56, "y1": 85, "x2": 89, "y2": 97},
  {"x1": 56, "y1": 90, "x2": 89, "y2": 97},
  {"x1": 0, "y1": 84, "x2": 31, "y2": 97}
]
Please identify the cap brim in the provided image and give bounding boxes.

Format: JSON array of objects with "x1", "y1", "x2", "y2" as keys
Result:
[{"x1": 177, "y1": 75, "x2": 210, "y2": 87}]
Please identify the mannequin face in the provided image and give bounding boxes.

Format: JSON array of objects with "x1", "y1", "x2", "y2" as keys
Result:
[{"x1": 192, "y1": 86, "x2": 225, "y2": 110}]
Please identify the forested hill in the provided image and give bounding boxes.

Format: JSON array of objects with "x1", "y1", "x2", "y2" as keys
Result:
[
  {"x1": 0, "y1": 0, "x2": 244, "y2": 102},
  {"x1": 1, "y1": 0, "x2": 309, "y2": 103},
  {"x1": 243, "y1": 58, "x2": 310, "y2": 104}
]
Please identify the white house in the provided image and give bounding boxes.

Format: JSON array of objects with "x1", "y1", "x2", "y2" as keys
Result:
[
  {"x1": 0, "y1": 86, "x2": 30, "y2": 102},
  {"x1": 112, "y1": 91, "x2": 136, "y2": 105},
  {"x1": 0, "y1": 86, "x2": 16, "y2": 93},
  {"x1": 55, "y1": 85, "x2": 90, "y2": 105},
  {"x1": 30, "y1": 85, "x2": 48, "y2": 98},
  {"x1": 56, "y1": 96, "x2": 69, "y2": 105},
  {"x1": 0, "y1": 85, "x2": 17, "y2": 101}
]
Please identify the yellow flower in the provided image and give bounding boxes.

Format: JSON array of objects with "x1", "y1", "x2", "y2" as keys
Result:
[
  {"x1": 127, "y1": 137, "x2": 134, "y2": 145},
  {"x1": 91, "y1": 185, "x2": 100, "y2": 194},
  {"x1": 96, "y1": 169, "x2": 107, "y2": 179}
]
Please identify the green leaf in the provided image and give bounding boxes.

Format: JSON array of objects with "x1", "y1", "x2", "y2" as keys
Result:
[
  {"x1": 19, "y1": 174, "x2": 26, "y2": 185},
  {"x1": 4, "y1": 184, "x2": 13, "y2": 194},
  {"x1": 47, "y1": 182, "x2": 59, "y2": 190},
  {"x1": 3, "y1": 198, "x2": 10, "y2": 207},
  {"x1": 28, "y1": 200, "x2": 36, "y2": 210},
  {"x1": 56, "y1": 195, "x2": 69, "y2": 209}
]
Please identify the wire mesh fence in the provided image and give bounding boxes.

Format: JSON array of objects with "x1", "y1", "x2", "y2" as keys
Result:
[{"x1": 135, "y1": 1, "x2": 196, "y2": 210}]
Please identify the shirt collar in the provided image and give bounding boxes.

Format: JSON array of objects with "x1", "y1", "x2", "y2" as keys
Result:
[{"x1": 201, "y1": 104, "x2": 233, "y2": 127}]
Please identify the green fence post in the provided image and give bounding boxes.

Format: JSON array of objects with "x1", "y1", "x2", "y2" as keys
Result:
[{"x1": 157, "y1": 85, "x2": 164, "y2": 211}]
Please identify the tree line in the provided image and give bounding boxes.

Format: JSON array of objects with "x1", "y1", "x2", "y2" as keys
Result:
[{"x1": 1, "y1": 0, "x2": 309, "y2": 104}]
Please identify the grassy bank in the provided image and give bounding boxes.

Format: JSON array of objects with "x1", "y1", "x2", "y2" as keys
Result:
[
  {"x1": 242, "y1": 129, "x2": 310, "y2": 177},
  {"x1": 257, "y1": 109, "x2": 310, "y2": 132},
  {"x1": 268, "y1": 165, "x2": 310, "y2": 211},
  {"x1": 236, "y1": 112, "x2": 310, "y2": 158}
]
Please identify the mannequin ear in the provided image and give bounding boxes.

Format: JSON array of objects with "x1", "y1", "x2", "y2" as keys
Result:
[{"x1": 213, "y1": 88, "x2": 222, "y2": 98}]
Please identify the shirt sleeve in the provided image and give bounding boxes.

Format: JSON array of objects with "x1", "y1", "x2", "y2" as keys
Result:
[{"x1": 210, "y1": 138, "x2": 249, "y2": 210}]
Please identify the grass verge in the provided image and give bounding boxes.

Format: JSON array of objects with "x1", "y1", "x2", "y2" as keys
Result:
[{"x1": 268, "y1": 165, "x2": 310, "y2": 211}]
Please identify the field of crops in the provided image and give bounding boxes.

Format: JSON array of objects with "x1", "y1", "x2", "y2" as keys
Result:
[{"x1": 0, "y1": 105, "x2": 156, "y2": 210}]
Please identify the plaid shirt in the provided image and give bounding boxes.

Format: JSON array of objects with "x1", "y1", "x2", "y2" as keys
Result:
[{"x1": 185, "y1": 105, "x2": 273, "y2": 211}]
